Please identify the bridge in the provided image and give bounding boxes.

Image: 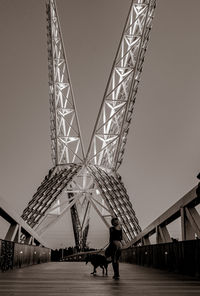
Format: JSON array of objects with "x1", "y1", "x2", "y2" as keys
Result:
[
  {"x1": 1, "y1": 184, "x2": 200, "y2": 295},
  {"x1": 0, "y1": 0, "x2": 200, "y2": 295}
]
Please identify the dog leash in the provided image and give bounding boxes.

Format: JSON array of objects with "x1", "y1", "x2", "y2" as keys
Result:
[{"x1": 95, "y1": 242, "x2": 110, "y2": 254}]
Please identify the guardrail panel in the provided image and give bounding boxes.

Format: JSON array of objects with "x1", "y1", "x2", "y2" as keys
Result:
[
  {"x1": 0, "y1": 239, "x2": 51, "y2": 272},
  {"x1": 121, "y1": 240, "x2": 200, "y2": 277}
]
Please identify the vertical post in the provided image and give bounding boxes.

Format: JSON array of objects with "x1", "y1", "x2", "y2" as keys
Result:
[
  {"x1": 156, "y1": 226, "x2": 161, "y2": 244},
  {"x1": 142, "y1": 235, "x2": 150, "y2": 245},
  {"x1": 16, "y1": 225, "x2": 21, "y2": 243},
  {"x1": 181, "y1": 207, "x2": 195, "y2": 240},
  {"x1": 181, "y1": 207, "x2": 186, "y2": 241}
]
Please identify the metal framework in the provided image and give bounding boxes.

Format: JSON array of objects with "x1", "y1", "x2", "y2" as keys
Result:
[
  {"x1": 86, "y1": 0, "x2": 156, "y2": 170},
  {"x1": 46, "y1": 0, "x2": 84, "y2": 165},
  {"x1": 21, "y1": 0, "x2": 156, "y2": 250}
]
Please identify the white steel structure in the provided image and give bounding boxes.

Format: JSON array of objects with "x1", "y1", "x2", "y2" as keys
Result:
[
  {"x1": 86, "y1": 0, "x2": 156, "y2": 170},
  {"x1": 47, "y1": 0, "x2": 84, "y2": 165},
  {"x1": 22, "y1": 0, "x2": 156, "y2": 250}
]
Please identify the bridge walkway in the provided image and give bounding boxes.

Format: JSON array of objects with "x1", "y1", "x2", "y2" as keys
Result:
[{"x1": 0, "y1": 262, "x2": 200, "y2": 296}]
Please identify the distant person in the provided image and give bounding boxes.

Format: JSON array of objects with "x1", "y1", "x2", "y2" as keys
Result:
[
  {"x1": 196, "y1": 173, "x2": 200, "y2": 197},
  {"x1": 108, "y1": 217, "x2": 123, "y2": 279}
]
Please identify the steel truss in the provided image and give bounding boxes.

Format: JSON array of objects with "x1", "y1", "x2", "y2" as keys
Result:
[
  {"x1": 46, "y1": 0, "x2": 84, "y2": 165},
  {"x1": 21, "y1": 0, "x2": 156, "y2": 250},
  {"x1": 86, "y1": 0, "x2": 156, "y2": 170},
  {"x1": 22, "y1": 165, "x2": 141, "y2": 245}
]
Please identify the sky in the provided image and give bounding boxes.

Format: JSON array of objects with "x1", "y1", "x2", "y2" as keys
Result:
[{"x1": 0, "y1": 0, "x2": 200, "y2": 249}]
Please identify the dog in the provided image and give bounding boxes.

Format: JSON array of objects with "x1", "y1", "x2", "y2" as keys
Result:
[{"x1": 85, "y1": 254, "x2": 111, "y2": 276}]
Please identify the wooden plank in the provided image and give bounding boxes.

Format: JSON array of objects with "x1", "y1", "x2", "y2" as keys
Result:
[{"x1": 0, "y1": 262, "x2": 200, "y2": 296}]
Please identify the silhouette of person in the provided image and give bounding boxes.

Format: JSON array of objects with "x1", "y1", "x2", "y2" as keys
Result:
[
  {"x1": 196, "y1": 173, "x2": 200, "y2": 197},
  {"x1": 109, "y1": 217, "x2": 122, "y2": 279}
]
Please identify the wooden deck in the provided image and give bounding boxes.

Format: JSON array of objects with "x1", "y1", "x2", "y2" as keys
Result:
[{"x1": 0, "y1": 262, "x2": 200, "y2": 296}]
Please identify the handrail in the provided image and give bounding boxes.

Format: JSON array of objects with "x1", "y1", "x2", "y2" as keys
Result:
[{"x1": 125, "y1": 185, "x2": 200, "y2": 247}]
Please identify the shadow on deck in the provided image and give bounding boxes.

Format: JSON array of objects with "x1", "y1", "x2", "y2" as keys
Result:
[{"x1": 0, "y1": 262, "x2": 200, "y2": 296}]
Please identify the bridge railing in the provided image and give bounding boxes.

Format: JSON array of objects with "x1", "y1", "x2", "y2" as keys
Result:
[
  {"x1": 126, "y1": 185, "x2": 200, "y2": 247},
  {"x1": 60, "y1": 249, "x2": 105, "y2": 262},
  {"x1": 0, "y1": 196, "x2": 51, "y2": 272},
  {"x1": 0, "y1": 196, "x2": 47, "y2": 247},
  {"x1": 0, "y1": 239, "x2": 51, "y2": 272},
  {"x1": 121, "y1": 239, "x2": 200, "y2": 278},
  {"x1": 62, "y1": 185, "x2": 200, "y2": 260}
]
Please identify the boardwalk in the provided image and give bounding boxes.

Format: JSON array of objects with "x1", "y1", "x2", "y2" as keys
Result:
[{"x1": 0, "y1": 262, "x2": 200, "y2": 296}]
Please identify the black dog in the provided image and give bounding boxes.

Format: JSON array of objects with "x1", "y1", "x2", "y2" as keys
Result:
[{"x1": 85, "y1": 254, "x2": 111, "y2": 276}]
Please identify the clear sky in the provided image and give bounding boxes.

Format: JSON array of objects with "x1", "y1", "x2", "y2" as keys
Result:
[{"x1": 0, "y1": 0, "x2": 200, "y2": 249}]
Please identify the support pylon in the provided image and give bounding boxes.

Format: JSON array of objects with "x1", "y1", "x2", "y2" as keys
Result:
[{"x1": 21, "y1": 0, "x2": 156, "y2": 250}]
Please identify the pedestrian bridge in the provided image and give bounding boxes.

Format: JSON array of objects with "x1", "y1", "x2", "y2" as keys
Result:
[
  {"x1": 0, "y1": 184, "x2": 200, "y2": 295},
  {"x1": 1, "y1": 261, "x2": 200, "y2": 296}
]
